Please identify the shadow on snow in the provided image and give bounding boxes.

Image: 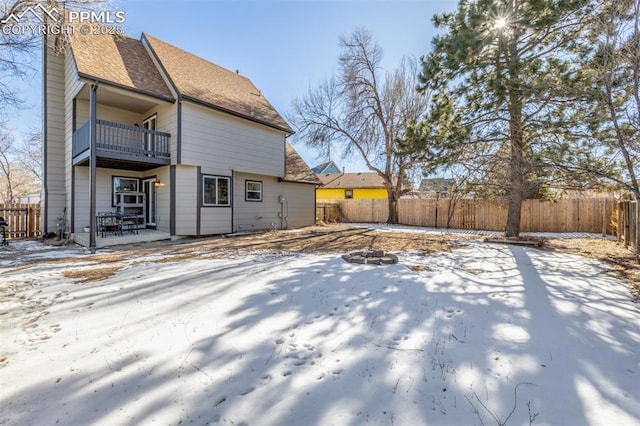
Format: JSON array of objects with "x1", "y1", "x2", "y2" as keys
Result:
[{"x1": 1, "y1": 244, "x2": 638, "y2": 425}]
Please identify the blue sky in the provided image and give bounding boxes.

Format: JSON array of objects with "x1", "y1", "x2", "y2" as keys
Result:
[{"x1": 7, "y1": 0, "x2": 456, "y2": 171}]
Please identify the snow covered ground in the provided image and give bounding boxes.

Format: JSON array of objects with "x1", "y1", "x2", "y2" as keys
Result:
[
  {"x1": 1, "y1": 241, "x2": 638, "y2": 425},
  {"x1": 353, "y1": 223, "x2": 616, "y2": 239}
]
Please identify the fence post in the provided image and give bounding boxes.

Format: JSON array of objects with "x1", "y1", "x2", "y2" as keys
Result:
[
  {"x1": 624, "y1": 201, "x2": 630, "y2": 248},
  {"x1": 321, "y1": 197, "x2": 620, "y2": 234},
  {"x1": 635, "y1": 197, "x2": 640, "y2": 262},
  {"x1": 602, "y1": 199, "x2": 607, "y2": 236}
]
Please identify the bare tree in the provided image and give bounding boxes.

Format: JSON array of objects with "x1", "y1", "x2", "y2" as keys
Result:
[
  {"x1": 0, "y1": 128, "x2": 16, "y2": 202},
  {"x1": 16, "y1": 128, "x2": 42, "y2": 182},
  {"x1": 544, "y1": 0, "x2": 640, "y2": 201},
  {"x1": 581, "y1": 0, "x2": 639, "y2": 200},
  {"x1": 289, "y1": 28, "x2": 429, "y2": 223},
  {"x1": 0, "y1": 0, "x2": 43, "y2": 114},
  {"x1": 1, "y1": 0, "x2": 112, "y2": 115},
  {"x1": 0, "y1": 127, "x2": 40, "y2": 202}
]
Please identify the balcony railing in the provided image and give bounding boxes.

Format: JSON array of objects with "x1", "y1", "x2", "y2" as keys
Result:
[{"x1": 72, "y1": 119, "x2": 171, "y2": 160}]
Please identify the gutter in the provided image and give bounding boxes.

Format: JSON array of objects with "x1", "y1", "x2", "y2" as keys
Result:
[{"x1": 77, "y1": 74, "x2": 176, "y2": 103}]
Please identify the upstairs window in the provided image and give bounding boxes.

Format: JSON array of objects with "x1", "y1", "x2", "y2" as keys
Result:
[{"x1": 345, "y1": 189, "x2": 353, "y2": 199}]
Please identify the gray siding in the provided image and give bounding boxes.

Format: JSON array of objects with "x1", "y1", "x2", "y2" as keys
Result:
[
  {"x1": 73, "y1": 166, "x2": 171, "y2": 233},
  {"x1": 200, "y1": 207, "x2": 232, "y2": 235},
  {"x1": 75, "y1": 101, "x2": 138, "y2": 125},
  {"x1": 43, "y1": 38, "x2": 67, "y2": 232},
  {"x1": 181, "y1": 102, "x2": 285, "y2": 176},
  {"x1": 74, "y1": 100, "x2": 176, "y2": 131},
  {"x1": 143, "y1": 104, "x2": 177, "y2": 162},
  {"x1": 73, "y1": 167, "x2": 144, "y2": 230},
  {"x1": 233, "y1": 172, "x2": 315, "y2": 231},
  {"x1": 279, "y1": 181, "x2": 316, "y2": 229},
  {"x1": 64, "y1": 48, "x2": 84, "y2": 231},
  {"x1": 174, "y1": 165, "x2": 197, "y2": 235},
  {"x1": 145, "y1": 166, "x2": 171, "y2": 233}
]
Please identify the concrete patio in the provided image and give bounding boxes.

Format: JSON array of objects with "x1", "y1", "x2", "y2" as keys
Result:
[{"x1": 72, "y1": 229, "x2": 171, "y2": 248}]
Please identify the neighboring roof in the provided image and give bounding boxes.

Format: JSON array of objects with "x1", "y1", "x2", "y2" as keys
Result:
[
  {"x1": 318, "y1": 172, "x2": 387, "y2": 189},
  {"x1": 312, "y1": 161, "x2": 341, "y2": 175},
  {"x1": 143, "y1": 33, "x2": 292, "y2": 133},
  {"x1": 419, "y1": 178, "x2": 456, "y2": 193},
  {"x1": 284, "y1": 142, "x2": 322, "y2": 184},
  {"x1": 68, "y1": 32, "x2": 174, "y2": 101}
]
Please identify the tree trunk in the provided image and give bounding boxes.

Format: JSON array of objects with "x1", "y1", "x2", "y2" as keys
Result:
[
  {"x1": 505, "y1": 96, "x2": 525, "y2": 237},
  {"x1": 505, "y1": 107, "x2": 525, "y2": 237},
  {"x1": 505, "y1": 24, "x2": 525, "y2": 238},
  {"x1": 505, "y1": 166, "x2": 524, "y2": 237},
  {"x1": 387, "y1": 192, "x2": 399, "y2": 224}
]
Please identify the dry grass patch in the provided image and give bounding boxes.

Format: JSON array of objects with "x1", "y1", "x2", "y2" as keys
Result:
[
  {"x1": 144, "y1": 250, "x2": 229, "y2": 264},
  {"x1": 63, "y1": 266, "x2": 122, "y2": 284},
  {"x1": 3, "y1": 264, "x2": 35, "y2": 274},
  {"x1": 544, "y1": 238, "x2": 640, "y2": 299},
  {"x1": 9, "y1": 225, "x2": 639, "y2": 297},
  {"x1": 189, "y1": 225, "x2": 456, "y2": 254}
]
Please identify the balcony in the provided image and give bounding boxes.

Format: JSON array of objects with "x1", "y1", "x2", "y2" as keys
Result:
[{"x1": 72, "y1": 119, "x2": 171, "y2": 171}]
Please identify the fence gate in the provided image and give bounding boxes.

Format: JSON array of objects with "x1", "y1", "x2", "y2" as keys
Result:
[
  {"x1": 0, "y1": 203, "x2": 41, "y2": 239},
  {"x1": 618, "y1": 197, "x2": 639, "y2": 258}
]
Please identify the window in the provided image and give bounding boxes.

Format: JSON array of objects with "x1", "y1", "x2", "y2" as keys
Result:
[
  {"x1": 245, "y1": 180, "x2": 262, "y2": 202},
  {"x1": 345, "y1": 189, "x2": 353, "y2": 199},
  {"x1": 203, "y1": 175, "x2": 230, "y2": 207},
  {"x1": 113, "y1": 176, "x2": 139, "y2": 205}
]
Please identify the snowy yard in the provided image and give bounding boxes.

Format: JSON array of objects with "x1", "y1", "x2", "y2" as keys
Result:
[{"x1": 1, "y1": 232, "x2": 639, "y2": 425}]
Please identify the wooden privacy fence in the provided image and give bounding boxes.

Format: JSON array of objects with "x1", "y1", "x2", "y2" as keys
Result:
[
  {"x1": 617, "y1": 196, "x2": 639, "y2": 257},
  {"x1": 0, "y1": 203, "x2": 41, "y2": 239},
  {"x1": 317, "y1": 197, "x2": 617, "y2": 234}
]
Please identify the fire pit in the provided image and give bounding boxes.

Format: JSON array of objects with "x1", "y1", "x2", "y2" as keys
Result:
[{"x1": 342, "y1": 250, "x2": 398, "y2": 265}]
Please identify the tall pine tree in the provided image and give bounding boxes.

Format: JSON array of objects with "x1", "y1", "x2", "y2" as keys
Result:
[
  {"x1": 563, "y1": 0, "x2": 640, "y2": 199},
  {"x1": 415, "y1": 0, "x2": 589, "y2": 236}
]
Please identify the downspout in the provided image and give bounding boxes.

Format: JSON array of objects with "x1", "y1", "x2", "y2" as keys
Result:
[
  {"x1": 285, "y1": 201, "x2": 289, "y2": 229},
  {"x1": 42, "y1": 32, "x2": 48, "y2": 233},
  {"x1": 89, "y1": 82, "x2": 98, "y2": 253},
  {"x1": 71, "y1": 98, "x2": 76, "y2": 233},
  {"x1": 629, "y1": 195, "x2": 640, "y2": 262},
  {"x1": 280, "y1": 196, "x2": 284, "y2": 230},
  {"x1": 196, "y1": 166, "x2": 201, "y2": 236},
  {"x1": 231, "y1": 169, "x2": 235, "y2": 233}
]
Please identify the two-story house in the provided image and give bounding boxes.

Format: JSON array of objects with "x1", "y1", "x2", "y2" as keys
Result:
[{"x1": 43, "y1": 31, "x2": 319, "y2": 249}]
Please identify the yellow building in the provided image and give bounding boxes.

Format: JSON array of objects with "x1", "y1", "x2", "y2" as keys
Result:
[{"x1": 316, "y1": 172, "x2": 388, "y2": 199}]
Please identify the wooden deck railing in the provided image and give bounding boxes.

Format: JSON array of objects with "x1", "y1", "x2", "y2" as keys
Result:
[{"x1": 72, "y1": 119, "x2": 170, "y2": 159}]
